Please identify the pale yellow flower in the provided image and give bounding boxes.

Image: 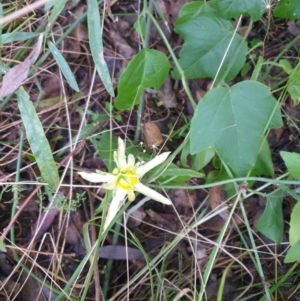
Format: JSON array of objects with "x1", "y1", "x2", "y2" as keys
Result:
[{"x1": 79, "y1": 137, "x2": 171, "y2": 231}]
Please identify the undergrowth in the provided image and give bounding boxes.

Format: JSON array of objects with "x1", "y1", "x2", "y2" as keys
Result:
[{"x1": 1, "y1": 0, "x2": 300, "y2": 301}]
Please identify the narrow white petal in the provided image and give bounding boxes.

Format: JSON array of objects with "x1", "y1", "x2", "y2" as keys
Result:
[
  {"x1": 78, "y1": 171, "x2": 116, "y2": 183},
  {"x1": 135, "y1": 182, "x2": 172, "y2": 205},
  {"x1": 127, "y1": 154, "x2": 135, "y2": 167},
  {"x1": 117, "y1": 137, "x2": 127, "y2": 169},
  {"x1": 104, "y1": 189, "x2": 127, "y2": 231},
  {"x1": 127, "y1": 189, "x2": 135, "y2": 201},
  {"x1": 136, "y1": 152, "x2": 171, "y2": 178}
]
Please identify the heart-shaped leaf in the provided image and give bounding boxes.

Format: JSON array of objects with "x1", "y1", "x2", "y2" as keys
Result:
[
  {"x1": 190, "y1": 80, "x2": 282, "y2": 176},
  {"x1": 115, "y1": 48, "x2": 170, "y2": 110},
  {"x1": 173, "y1": 12, "x2": 247, "y2": 83},
  {"x1": 216, "y1": 0, "x2": 264, "y2": 21}
]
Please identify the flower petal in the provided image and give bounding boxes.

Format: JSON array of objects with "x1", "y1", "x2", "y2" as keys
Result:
[
  {"x1": 135, "y1": 182, "x2": 172, "y2": 205},
  {"x1": 78, "y1": 171, "x2": 116, "y2": 183},
  {"x1": 127, "y1": 154, "x2": 135, "y2": 167},
  {"x1": 136, "y1": 152, "x2": 171, "y2": 178},
  {"x1": 127, "y1": 189, "x2": 135, "y2": 201},
  {"x1": 117, "y1": 137, "x2": 127, "y2": 169},
  {"x1": 104, "y1": 189, "x2": 127, "y2": 231}
]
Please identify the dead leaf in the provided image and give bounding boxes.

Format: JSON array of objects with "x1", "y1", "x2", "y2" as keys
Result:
[
  {"x1": 158, "y1": 75, "x2": 177, "y2": 108},
  {"x1": 0, "y1": 33, "x2": 43, "y2": 99},
  {"x1": 30, "y1": 192, "x2": 63, "y2": 241},
  {"x1": 168, "y1": 189, "x2": 197, "y2": 208},
  {"x1": 209, "y1": 185, "x2": 229, "y2": 221},
  {"x1": 127, "y1": 207, "x2": 146, "y2": 227},
  {"x1": 146, "y1": 209, "x2": 178, "y2": 231},
  {"x1": 143, "y1": 121, "x2": 164, "y2": 149},
  {"x1": 288, "y1": 20, "x2": 300, "y2": 36}
]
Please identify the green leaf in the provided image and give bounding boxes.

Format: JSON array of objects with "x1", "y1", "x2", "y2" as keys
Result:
[
  {"x1": 279, "y1": 59, "x2": 292, "y2": 74},
  {"x1": 190, "y1": 81, "x2": 282, "y2": 176},
  {"x1": 178, "y1": 1, "x2": 218, "y2": 19},
  {"x1": 216, "y1": 0, "x2": 263, "y2": 21},
  {"x1": 47, "y1": 41, "x2": 79, "y2": 92},
  {"x1": 157, "y1": 166, "x2": 204, "y2": 184},
  {"x1": 280, "y1": 151, "x2": 300, "y2": 181},
  {"x1": 1, "y1": 32, "x2": 39, "y2": 45},
  {"x1": 250, "y1": 139, "x2": 274, "y2": 176},
  {"x1": 87, "y1": 0, "x2": 115, "y2": 96},
  {"x1": 134, "y1": 15, "x2": 147, "y2": 40},
  {"x1": 0, "y1": 238, "x2": 7, "y2": 252},
  {"x1": 115, "y1": 48, "x2": 170, "y2": 110},
  {"x1": 173, "y1": 12, "x2": 247, "y2": 83},
  {"x1": 284, "y1": 239, "x2": 300, "y2": 263},
  {"x1": 286, "y1": 65, "x2": 300, "y2": 105},
  {"x1": 45, "y1": 0, "x2": 68, "y2": 37},
  {"x1": 256, "y1": 189, "x2": 284, "y2": 244},
  {"x1": 274, "y1": 0, "x2": 300, "y2": 20},
  {"x1": 17, "y1": 87, "x2": 59, "y2": 190},
  {"x1": 290, "y1": 203, "x2": 300, "y2": 246},
  {"x1": 192, "y1": 149, "x2": 215, "y2": 171}
]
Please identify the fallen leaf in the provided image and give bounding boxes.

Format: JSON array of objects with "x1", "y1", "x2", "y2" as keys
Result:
[
  {"x1": 0, "y1": 33, "x2": 43, "y2": 99},
  {"x1": 143, "y1": 121, "x2": 164, "y2": 149},
  {"x1": 157, "y1": 75, "x2": 177, "y2": 108}
]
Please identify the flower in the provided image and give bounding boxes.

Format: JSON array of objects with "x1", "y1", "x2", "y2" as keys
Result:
[{"x1": 79, "y1": 137, "x2": 172, "y2": 231}]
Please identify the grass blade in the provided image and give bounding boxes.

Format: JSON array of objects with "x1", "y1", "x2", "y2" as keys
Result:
[
  {"x1": 48, "y1": 40, "x2": 79, "y2": 91},
  {"x1": 87, "y1": 0, "x2": 115, "y2": 96}
]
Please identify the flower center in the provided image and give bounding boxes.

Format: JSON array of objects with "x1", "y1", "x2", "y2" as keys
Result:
[{"x1": 115, "y1": 168, "x2": 139, "y2": 190}]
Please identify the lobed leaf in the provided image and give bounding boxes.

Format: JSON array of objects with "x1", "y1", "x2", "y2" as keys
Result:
[
  {"x1": 173, "y1": 12, "x2": 247, "y2": 83},
  {"x1": 190, "y1": 81, "x2": 282, "y2": 176},
  {"x1": 216, "y1": 0, "x2": 264, "y2": 21}
]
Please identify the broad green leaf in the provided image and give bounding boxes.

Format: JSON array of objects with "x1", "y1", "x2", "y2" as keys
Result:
[
  {"x1": 280, "y1": 151, "x2": 300, "y2": 180},
  {"x1": 216, "y1": 0, "x2": 263, "y2": 21},
  {"x1": 173, "y1": 12, "x2": 247, "y2": 83},
  {"x1": 47, "y1": 41, "x2": 79, "y2": 92},
  {"x1": 284, "y1": 239, "x2": 300, "y2": 263},
  {"x1": 115, "y1": 48, "x2": 170, "y2": 110},
  {"x1": 17, "y1": 87, "x2": 59, "y2": 190},
  {"x1": 274, "y1": 0, "x2": 300, "y2": 20},
  {"x1": 87, "y1": 0, "x2": 115, "y2": 96},
  {"x1": 256, "y1": 189, "x2": 284, "y2": 244},
  {"x1": 290, "y1": 203, "x2": 300, "y2": 246},
  {"x1": 190, "y1": 81, "x2": 282, "y2": 176},
  {"x1": 178, "y1": 1, "x2": 218, "y2": 19}
]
